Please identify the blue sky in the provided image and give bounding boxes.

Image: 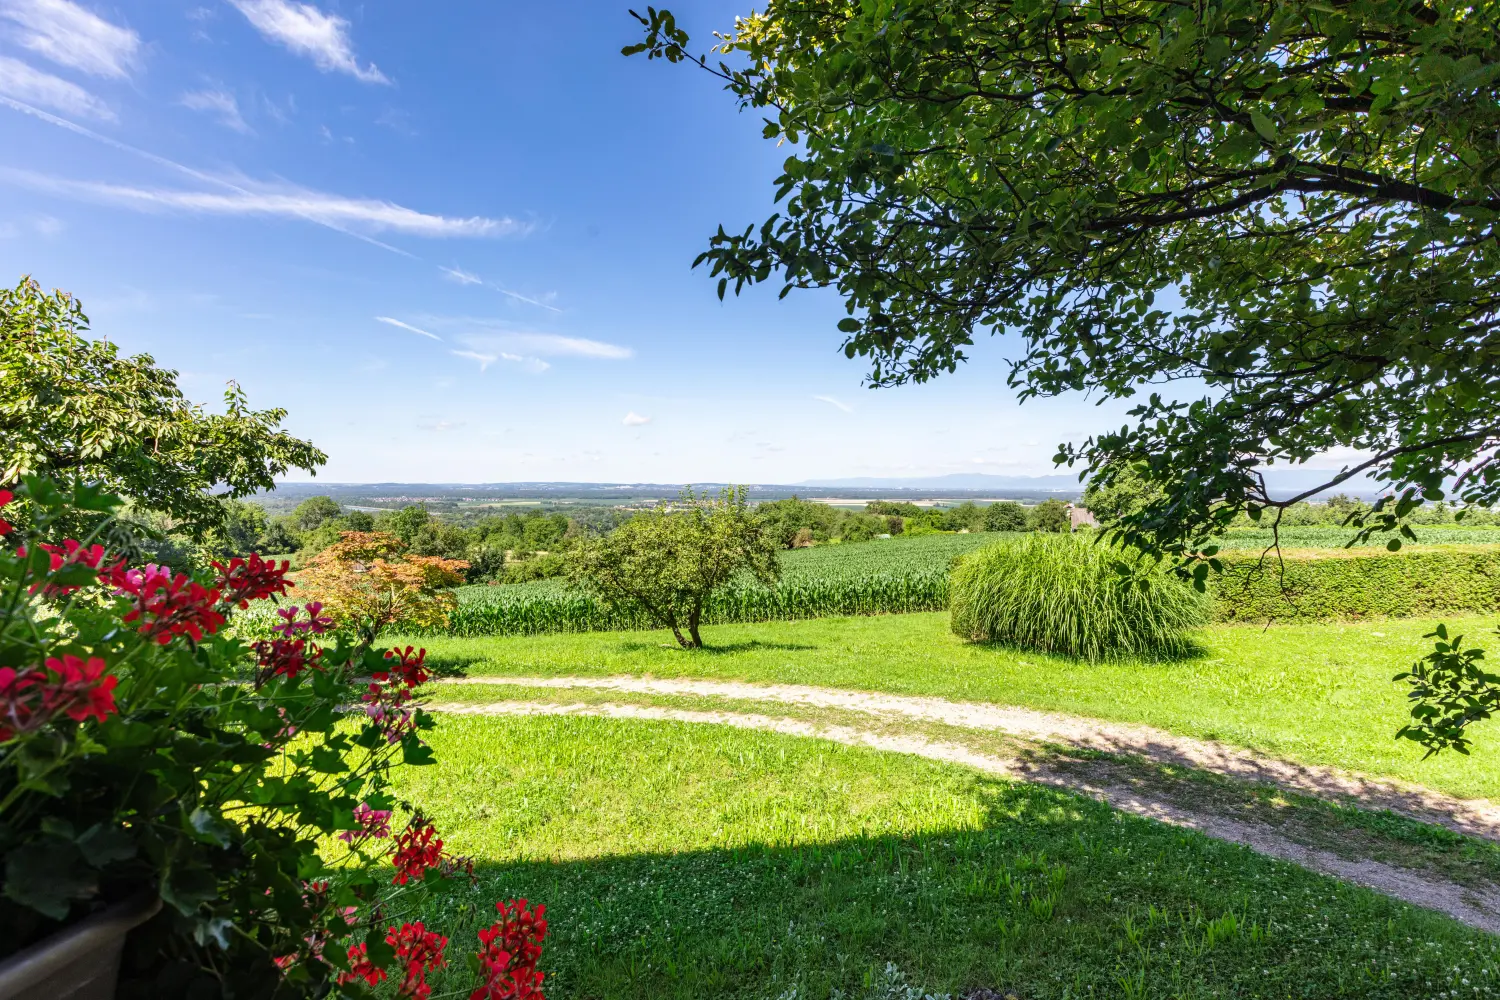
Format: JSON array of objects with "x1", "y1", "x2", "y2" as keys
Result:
[{"x1": 0, "y1": 0, "x2": 1146, "y2": 485}]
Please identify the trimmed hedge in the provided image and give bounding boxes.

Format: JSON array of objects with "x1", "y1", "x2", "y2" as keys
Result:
[{"x1": 1209, "y1": 546, "x2": 1500, "y2": 622}]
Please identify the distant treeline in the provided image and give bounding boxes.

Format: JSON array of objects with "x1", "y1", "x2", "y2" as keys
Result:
[
  {"x1": 211, "y1": 494, "x2": 1081, "y2": 584},
  {"x1": 215, "y1": 489, "x2": 1492, "y2": 587}
]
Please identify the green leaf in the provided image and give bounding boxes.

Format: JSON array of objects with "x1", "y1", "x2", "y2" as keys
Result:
[
  {"x1": 402, "y1": 739, "x2": 437, "y2": 766},
  {"x1": 76, "y1": 824, "x2": 136, "y2": 866},
  {"x1": 161, "y1": 866, "x2": 220, "y2": 916},
  {"x1": 4, "y1": 840, "x2": 96, "y2": 919},
  {"x1": 189, "y1": 807, "x2": 236, "y2": 848},
  {"x1": 1248, "y1": 110, "x2": 1278, "y2": 141}
]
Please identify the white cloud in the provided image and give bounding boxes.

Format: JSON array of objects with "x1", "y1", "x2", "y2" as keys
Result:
[
  {"x1": 441, "y1": 265, "x2": 481, "y2": 285},
  {"x1": 0, "y1": 168, "x2": 523, "y2": 237},
  {"x1": 228, "y1": 0, "x2": 386, "y2": 84},
  {"x1": 451, "y1": 348, "x2": 525, "y2": 371},
  {"x1": 622, "y1": 412, "x2": 651, "y2": 426},
  {"x1": 179, "y1": 88, "x2": 251, "y2": 133},
  {"x1": 436, "y1": 265, "x2": 560, "y2": 312},
  {"x1": 505, "y1": 332, "x2": 632, "y2": 359},
  {"x1": 375, "y1": 316, "x2": 440, "y2": 341},
  {"x1": 0, "y1": 55, "x2": 109, "y2": 118},
  {"x1": 813, "y1": 394, "x2": 853, "y2": 413},
  {"x1": 0, "y1": 0, "x2": 139, "y2": 78}
]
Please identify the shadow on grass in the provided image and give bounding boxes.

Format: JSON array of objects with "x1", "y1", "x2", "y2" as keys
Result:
[
  {"x1": 614, "y1": 639, "x2": 818, "y2": 656},
  {"x1": 415, "y1": 780, "x2": 1472, "y2": 1000},
  {"x1": 966, "y1": 636, "x2": 1212, "y2": 667}
]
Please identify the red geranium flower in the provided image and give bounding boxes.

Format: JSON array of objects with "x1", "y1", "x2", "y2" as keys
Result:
[
  {"x1": 40, "y1": 654, "x2": 117, "y2": 725},
  {"x1": 471, "y1": 899, "x2": 547, "y2": 1000},
  {"x1": 0, "y1": 489, "x2": 13, "y2": 535},
  {"x1": 0, "y1": 665, "x2": 44, "y2": 741},
  {"x1": 337, "y1": 943, "x2": 387, "y2": 988},
  {"x1": 375, "y1": 646, "x2": 432, "y2": 688},
  {"x1": 212, "y1": 553, "x2": 293, "y2": 609},
  {"x1": 107, "y1": 563, "x2": 226, "y2": 644},
  {"x1": 391, "y1": 821, "x2": 444, "y2": 886},
  {"x1": 386, "y1": 922, "x2": 447, "y2": 1000}
]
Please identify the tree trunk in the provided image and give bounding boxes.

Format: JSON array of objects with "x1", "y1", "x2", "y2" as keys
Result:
[
  {"x1": 668, "y1": 621, "x2": 692, "y2": 648},
  {"x1": 687, "y1": 599, "x2": 704, "y2": 648}
]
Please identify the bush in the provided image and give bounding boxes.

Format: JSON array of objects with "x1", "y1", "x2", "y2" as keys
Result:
[
  {"x1": 297, "y1": 531, "x2": 468, "y2": 641},
  {"x1": 949, "y1": 534, "x2": 1208, "y2": 660},
  {"x1": 0, "y1": 480, "x2": 548, "y2": 997}
]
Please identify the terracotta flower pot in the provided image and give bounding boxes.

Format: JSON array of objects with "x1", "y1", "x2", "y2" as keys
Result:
[{"x1": 0, "y1": 894, "x2": 161, "y2": 1000}]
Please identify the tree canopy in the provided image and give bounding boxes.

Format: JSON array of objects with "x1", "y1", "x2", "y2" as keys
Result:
[
  {"x1": 1, "y1": 277, "x2": 326, "y2": 535},
  {"x1": 570, "y1": 487, "x2": 779, "y2": 647},
  {"x1": 629, "y1": 0, "x2": 1500, "y2": 562}
]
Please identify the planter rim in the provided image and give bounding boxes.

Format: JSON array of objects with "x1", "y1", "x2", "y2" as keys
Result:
[{"x1": 0, "y1": 891, "x2": 161, "y2": 998}]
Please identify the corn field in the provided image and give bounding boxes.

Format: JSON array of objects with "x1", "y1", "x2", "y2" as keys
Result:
[{"x1": 443, "y1": 532, "x2": 1010, "y2": 637}]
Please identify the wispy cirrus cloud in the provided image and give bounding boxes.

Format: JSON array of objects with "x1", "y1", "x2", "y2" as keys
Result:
[
  {"x1": 0, "y1": 0, "x2": 140, "y2": 78},
  {"x1": 375, "y1": 316, "x2": 440, "y2": 341},
  {"x1": 439, "y1": 264, "x2": 560, "y2": 312},
  {"x1": 449, "y1": 348, "x2": 548, "y2": 374},
  {"x1": 179, "y1": 88, "x2": 251, "y2": 133},
  {"x1": 228, "y1": 0, "x2": 386, "y2": 84},
  {"x1": 0, "y1": 168, "x2": 524, "y2": 238},
  {"x1": 501, "y1": 332, "x2": 632, "y2": 360},
  {"x1": 813, "y1": 395, "x2": 854, "y2": 413},
  {"x1": 0, "y1": 55, "x2": 109, "y2": 118},
  {"x1": 440, "y1": 265, "x2": 482, "y2": 285}
]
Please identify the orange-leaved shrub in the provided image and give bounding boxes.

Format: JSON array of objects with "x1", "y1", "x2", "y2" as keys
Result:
[{"x1": 298, "y1": 531, "x2": 467, "y2": 639}]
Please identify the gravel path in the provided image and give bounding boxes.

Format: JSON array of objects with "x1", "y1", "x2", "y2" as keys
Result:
[
  {"x1": 430, "y1": 697, "x2": 1500, "y2": 933},
  {"x1": 442, "y1": 674, "x2": 1500, "y2": 840}
]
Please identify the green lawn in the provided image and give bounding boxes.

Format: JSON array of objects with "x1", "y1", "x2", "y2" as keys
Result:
[
  {"x1": 395, "y1": 714, "x2": 1500, "y2": 999},
  {"x1": 403, "y1": 612, "x2": 1500, "y2": 800}
]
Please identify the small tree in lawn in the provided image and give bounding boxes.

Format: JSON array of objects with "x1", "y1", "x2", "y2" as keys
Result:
[
  {"x1": 298, "y1": 531, "x2": 468, "y2": 642},
  {"x1": 570, "y1": 487, "x2": 778, "y2": 648}
]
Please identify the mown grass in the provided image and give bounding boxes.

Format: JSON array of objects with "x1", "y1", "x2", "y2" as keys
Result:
[
  {"x1": 400, "y1": 612, "x2": 1500, "y2": 800},
  {"x1": 426, "y1": 680, "x2": 1500, "y2": 890},
  {"x1": 395, "y1": 714, "x2": 1500, "y2": 999}
]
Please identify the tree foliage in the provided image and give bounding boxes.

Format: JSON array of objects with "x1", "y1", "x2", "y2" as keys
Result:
[
  {"x1": 569, "y1": 487, "x2": 779, "y2": 647},
  {"x1": 982, "y1": 500, "x2": 1028, "y2": 532},
  {"x1": 1, "y1": 278, "x2": 326, "y2": 535},
  {"x1": 1082, "y1": 464, "x2": 1167, "y2": 526},
  {"x1": 298, "y1": 532, "x2": 468, "y2": 642},
  {"x1": 628, "y1": 0, "x2": 1500, "y2": 558},
  {"x1": 1028, "y1": 498, "x2": 1073, "y2": 533}
]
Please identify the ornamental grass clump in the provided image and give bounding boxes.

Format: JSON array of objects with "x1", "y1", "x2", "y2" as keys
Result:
[{"x1": 949, "y1": 533, "x2": 1206, "y2": 661}]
